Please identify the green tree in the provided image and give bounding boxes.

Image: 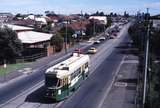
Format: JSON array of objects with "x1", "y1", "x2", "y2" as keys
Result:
[
  {"x1": 0, "y1": 26, "x2": 23, "y2": 63},
  {"x1": 86, "y1": 19, "x2": 105, "y2": 37},
  {"x1": 59, "y1": 26, "x2": 75, "y2": 44},
  {"x1": 128, "y1": 20, "x2": 160, "y2": 108},
  {"x1": 106, "y1": 17, "x2": 112, "y2": 27},
  {"x1": 50, "y1": 34, "x2": 64, "y2": 52}
]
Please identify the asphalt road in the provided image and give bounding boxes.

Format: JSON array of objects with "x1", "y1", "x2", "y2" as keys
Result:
[
  {"x1": 58, "y1": 37, "x2": 129, "y2": 108},
  {"x1": 0, "y1": 42, "x2": 91, "y2": 106},
  {"x1": 0, "y1": 22, "x2": 131, "y2": 108},
  {"x1": 57, "y1": 23, "x2": 132, "y2": 108}
]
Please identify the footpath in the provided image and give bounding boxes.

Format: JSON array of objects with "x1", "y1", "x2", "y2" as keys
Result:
[{"x1": 102, "y1": 42, "x2": 139, "y2": 108}]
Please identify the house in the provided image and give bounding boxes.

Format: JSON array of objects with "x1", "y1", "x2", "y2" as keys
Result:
[
  {"x1": 17, "y1": 31, "x2": 53, "y2": 48},
  {"x1": 153, "y1": 20, "x2": 160, "y2": 29},
  {"x1": 1, "y1": 24, "x2": 54, "y2": 57},
  {"x1": 25, "y1": 15, "x2": 48, "y2": 25},
  {"x1": 68, "y1": 20, "x2": 89, "y2": 37},
  {"x1": 5, "y1": 24, "x2": 34, "y2": 32},
  {"x1": 89, "y1": 16, "x2": 107, "y2": 25},
  {"x1": 152, "y1": 15, "x2": 160, "y2": 29},
  {"x1": 10, "y1": 19, "x2": 35, "y2": 27},
  {"x1": 0, "y1": 13, "x2": 13, "y2": 18},
  {"x1": 0, "y1": 13, "x2": 13, "y2": 23}
]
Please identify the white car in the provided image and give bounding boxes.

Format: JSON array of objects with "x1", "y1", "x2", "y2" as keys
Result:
[
  {"x1": 99, "y1": 37, "x2": 106, "y2": 41},
  {"x1": 94, "y1": 40, "x2": 100, "y2": 44}
]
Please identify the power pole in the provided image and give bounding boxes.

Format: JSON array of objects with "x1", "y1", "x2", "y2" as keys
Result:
[
  {"x1": 80, "y1": 10, "x2": 83, "y2": 40},
  {"x1": 93, "y1": 18, "x2": 95, "y2": 35},
  {"x1": 65, "y1": 19, "x2": 68, "y2": 54},
  {"x1": 143, "y1": 7, "x2": 150, "y2": 108}
]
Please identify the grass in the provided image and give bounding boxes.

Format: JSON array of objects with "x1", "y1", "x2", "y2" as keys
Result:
[{"x1": 0, "y1": 62, "x2": 31, "y2": 76}]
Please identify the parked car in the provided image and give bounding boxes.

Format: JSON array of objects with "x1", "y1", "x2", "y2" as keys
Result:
[
  {"x1": 99, "y1": 37, "x2": 106, "y2": 41},
  {"x1": 88, "y1": 47, "x2": 97, "y2": 54},
  {"x1": 110, "y1": 35, "x2": 116, "y2": 39},
  {"x1": 93, "y1": 40, "x2": 100, "y2": 44},
  {"x1": 113, "y1": 33, "x2": 117, "y2": 36}
]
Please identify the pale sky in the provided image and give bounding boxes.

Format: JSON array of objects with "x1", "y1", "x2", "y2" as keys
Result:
[{"x1": 0, "y1": 0, "x2": 159, "y2": 15}]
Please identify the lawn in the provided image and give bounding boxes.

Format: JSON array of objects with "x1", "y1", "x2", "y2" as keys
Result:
[{"x1": 0, "y1": 63, "x2": 31, "y2": 76}]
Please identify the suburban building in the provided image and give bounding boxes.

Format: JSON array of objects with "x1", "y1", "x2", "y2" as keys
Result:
[
  {"x1": 1, "y1": 24, "x2": 54, "y2": 57},
  {"x1": 152, "y1": 19, "x2": 160, "y2": 29},
  {"x1": 89, "y1": 16, "x2": 107, "y2": 24},
  {"x1": 0, "y1": 13, "x2": 13, "y2": 23},
  {"x1": 25, "y1": 15, "x2": 48, "y2": 25},
  {"x1": 5, "y1": 24, "x2": 34, "y2": 32}
]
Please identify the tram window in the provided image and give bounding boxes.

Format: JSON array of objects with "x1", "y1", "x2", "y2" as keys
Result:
[
  {"x1": 45, "y1": 75, "x2": 58, "y2": 87},
  {"x1": 57, "y1": 79, "x2": 61, "y2": 87},
  {"x1": 85, "y1": 62, "x2": 88, "y2": 68}
]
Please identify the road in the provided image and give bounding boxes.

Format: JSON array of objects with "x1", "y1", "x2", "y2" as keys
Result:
[
  {"x1": 58, "y1": 31, "x2": 129, "y2": 108},
  {"x1": 0, "y1": 41, "x2": 92, "y2": 106},
  {"x1": 0, "y1": 22, "x2": 131, "y2": 108}
]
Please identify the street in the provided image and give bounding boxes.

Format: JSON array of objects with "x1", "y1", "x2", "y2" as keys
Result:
[{"x1": 0, "y1": 23, "x2": 132, "y2": 108}]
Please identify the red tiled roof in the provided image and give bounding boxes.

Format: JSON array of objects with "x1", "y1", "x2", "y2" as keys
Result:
[{"x1": 68, "y1": 20, "x2": 89, "y2": 30}]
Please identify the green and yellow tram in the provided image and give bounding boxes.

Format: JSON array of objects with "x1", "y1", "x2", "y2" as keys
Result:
[{"x1": 45, "y1": 53, "x2": 90, "y2": 101}]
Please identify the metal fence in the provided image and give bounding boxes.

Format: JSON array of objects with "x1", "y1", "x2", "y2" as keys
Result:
[{"x1": 16, "y1": 52, "x2": 47, "y2": 63}]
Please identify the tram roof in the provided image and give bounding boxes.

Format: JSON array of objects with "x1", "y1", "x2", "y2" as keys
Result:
[{"x1": 46, "y1": 53, "x2": 89, "y2": 76}]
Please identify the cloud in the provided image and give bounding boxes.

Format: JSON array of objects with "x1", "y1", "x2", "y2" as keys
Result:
[{"x1": 144, "y1": 2, "x2": 160, "y2": 8}]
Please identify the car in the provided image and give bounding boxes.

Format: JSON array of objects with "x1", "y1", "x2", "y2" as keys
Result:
[
  {"x1": 88, "y1": 47, "x2": 97, "y2": 54},
  {"x1": 99, "y1": 37, "x2": 106, "y2": 41},
  {"x1": 110, "y1": 35, "x2": 116, "y2": 39},
  {"x1": 113, "y1": 33, "x2": 117, "y2": 36},
  {"x1": 105, "y1": 33, "x2": 110, "y2": 37},
  {"x1": 93, "y1": 40, "x2": 100, "y2": 44},
  {"x1": 74, "y1": 48, "x2": 82, "y2": 53}
]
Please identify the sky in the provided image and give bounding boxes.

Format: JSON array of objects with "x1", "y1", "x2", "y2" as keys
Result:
[{"x1": 0, "y1": 0, "x2": 159, "y2": 15}]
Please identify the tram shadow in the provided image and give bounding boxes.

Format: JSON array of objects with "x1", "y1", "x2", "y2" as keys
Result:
[{"x1": 25, "y1": 86, "x2": 57, "y2": 104}]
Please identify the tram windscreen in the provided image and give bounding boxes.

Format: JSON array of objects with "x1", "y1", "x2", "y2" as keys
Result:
[{"x1": 45, "y1": 74, "x2": 58, "y2": 87}]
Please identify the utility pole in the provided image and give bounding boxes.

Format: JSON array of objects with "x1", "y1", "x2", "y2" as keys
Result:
[
  {"x1": 93, "y1": 18, "x2": 95, "y2": 35},
  {"x1": 143, "y1": 8, "x2": 150, "y2": 108},
  {"x1": 80, "y1": 10, "x2": 83, "y2": 40},
  {"x1": 65, "y1": 19, "x2": 68, "y2": 54}
]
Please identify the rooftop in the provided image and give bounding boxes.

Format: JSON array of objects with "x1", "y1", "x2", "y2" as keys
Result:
[
  {"x1": 6, "y1": 24, "x2": 34, "y2": 31},
  {"x1": 17, "y1": 31, "x2": 53, "y2": 44}
]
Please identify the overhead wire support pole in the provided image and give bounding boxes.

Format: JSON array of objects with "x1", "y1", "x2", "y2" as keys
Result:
[
  {"x1": 65, "y1": 19, "x2": 68, "y2": 54},
  {"x1": 143, "y1": 7, "x2": 150, "y2": 108}
]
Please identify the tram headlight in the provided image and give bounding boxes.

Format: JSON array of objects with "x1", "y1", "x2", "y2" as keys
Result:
[{"x1": 58, "y1": 90, "x2": 61, "y2": 95}]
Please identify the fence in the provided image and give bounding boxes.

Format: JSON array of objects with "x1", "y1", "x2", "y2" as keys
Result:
[{"x1": 16, "y1": 52, "x2": 47, "y2": 63}]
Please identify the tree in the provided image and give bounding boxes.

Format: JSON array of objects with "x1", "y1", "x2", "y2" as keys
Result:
[
  {"x1": 50, "y1": 34, "x2": 64, "y2": 52},
  {"x1": 128, "y1": 20, "x2": 160, "y2": 108},
  {"x1": 109, "y1": 12, "x2": 113, "y2": 17},
  {"x1": 106, "y1": 17, "x2": 112, "y2": 27},
  {"x1": 41, "y1": 21, "x2": 53, "y2": 33},
  {"x1": 124, "y1": 11, "x2": 129, "y2": 18},
  {"x1": 59, "y1": 26, "x2": 75, "y2": 44},
  {"x1": 84, "y1": 13, "x2": 90, "y2": 19},
  {"x1": 99, "y1": 12, "x2": 104, "y2": 16},
  {"x1": 0, "y1": 26, "x2": 23, "y2": 63},
  {"x1": 86, "y1": 19, "x2": 95, "y2": 36},
  {"x1": 91, "y1": 11, "x2": 105, "y2": 16}
]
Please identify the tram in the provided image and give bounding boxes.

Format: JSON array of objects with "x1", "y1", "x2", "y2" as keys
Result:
[{"x1": 45, "y1": 53, "x2": 90, "y2": 101}]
